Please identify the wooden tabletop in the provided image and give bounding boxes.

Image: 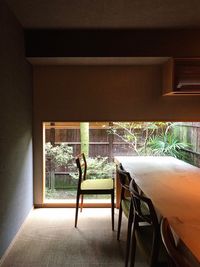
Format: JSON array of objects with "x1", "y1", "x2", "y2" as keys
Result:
[{"x1": 115, "y1": 156, "x2": 200, "y2": 263}]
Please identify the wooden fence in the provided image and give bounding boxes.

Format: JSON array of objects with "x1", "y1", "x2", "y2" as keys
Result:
[
  {"x1": 174, "y1": 122, "x2": 200, "y2": 167},
  {"x1": 45, "y1": 122, "x2": 200, "y2": 190},
  {"x1": 46, "y1": 123, "x2": 200, "y2": 165},
  {"x1": 45, "y1": 127, "x2": 137, "y2": 160}
]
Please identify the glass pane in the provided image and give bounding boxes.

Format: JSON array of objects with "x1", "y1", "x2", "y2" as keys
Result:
[
  {"x1": 44, "y1": 122, "x2": 115, "y2": 203},
  {"x1": 44, "y1": 121, "x2": 192, "y2": 203}
]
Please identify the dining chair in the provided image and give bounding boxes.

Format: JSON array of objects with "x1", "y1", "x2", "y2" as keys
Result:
[
  {"x1": 116, "y1": 164, "x2": 133, "y2": 267},
  {"x1": 160, "y1": 217, "x2": 199, "y2": 267},
  {"x1": 74, "y1": 153, "x2": 115, "y2": 230},
  {"x1": 128, "y1": 179, "x2": 168, "y2": 267},
  {"x1": 116, "y1": 163, "x2": 132, "y2": 241},
  {"x1": 117, "y1": 165, "x2": 150, "y2": 267}
]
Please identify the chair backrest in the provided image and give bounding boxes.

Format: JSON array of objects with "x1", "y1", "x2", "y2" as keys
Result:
[
  {"x1": 117, "y1": 166, "x2": 148, "y2": 218},
  {"x1": 76, "y1": 153, "x2": 87, "y2": 188},
  {"x1": 129, "y1": 179, "x2": 160, "y2": 266},
  {"x1": 116, "y1": 164, "x2": 132, "y2": 192},
  {"x1": 160, "y1": 218, "x2": 196, "y2": 267},
  {"x1": 129, "y1": 179, "x2": 159, "y2": 227},
  {"x1": 117, "y1": 164, "x2": 142, "y2": 202}
]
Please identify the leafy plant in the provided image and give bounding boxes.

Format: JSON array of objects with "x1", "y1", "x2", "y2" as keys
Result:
[
  {"x1": 86, "y1": 156, "x2": 115, "y2": 179},
  {"x1": 45, "y1": 142, "x2": 73, "y2": 168},
  {"x1": 45, "y1": 142, "x2": 74, "y2": 191},
  {"x1": 146, "y1": 132, "x2": 190, "y2": 159},
  {"x1": 108, "y1": 122, "x2": 173, "y2": 155}
]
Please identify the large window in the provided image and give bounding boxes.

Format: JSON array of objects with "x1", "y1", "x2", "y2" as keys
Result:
[
  {"x1": 43, "y1": 121, "x2": 197, "y2": 203},
  {"x1": 44, "y1": 122, "x2": 116, "y2": 203}
]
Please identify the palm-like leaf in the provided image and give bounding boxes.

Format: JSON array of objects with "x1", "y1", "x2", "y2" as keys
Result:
[{"x1": 147, "y1": 133, "x2": 189, "y2": 159}]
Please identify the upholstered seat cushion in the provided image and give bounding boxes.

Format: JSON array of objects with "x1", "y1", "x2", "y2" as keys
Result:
[
  {"x1": 81, "y1": 178, "x2": 113, "y2": 190},
  {"x1": 122, "y1": 197, "x2": 149, "y2": 219},
  {"x1": 122, "y1": 197, "x2": 131, "y2": 218}
]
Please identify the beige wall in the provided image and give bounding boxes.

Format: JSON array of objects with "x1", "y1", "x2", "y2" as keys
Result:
[
  {"x1": 33, "y1": 65, "x2": 200, "y2": 204},
  {"x1": 0, "y1": 1, "x2": 33, "y2": 257}
]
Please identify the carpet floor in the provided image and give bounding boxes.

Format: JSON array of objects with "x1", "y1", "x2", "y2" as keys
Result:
[{"x1": 0, "y1": 208, "x2": 147, "y2": 267}]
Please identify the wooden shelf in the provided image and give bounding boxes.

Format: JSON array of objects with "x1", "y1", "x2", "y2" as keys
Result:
[{"x1": 163, "y1": 58, "x2": 200, "y2": 95}]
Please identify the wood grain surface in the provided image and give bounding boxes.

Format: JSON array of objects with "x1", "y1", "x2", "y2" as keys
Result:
[{"x1": 115, "y1": 156, "x2": 200, "y2": 263}]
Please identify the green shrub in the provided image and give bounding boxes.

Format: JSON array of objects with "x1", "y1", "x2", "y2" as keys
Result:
[
  {"x1": 86, "y1": 156, "x2": 115, "y2": 179},
  {"x1": 45, "y1": 142, "x2": 73, "y2": 168},
  {"x1": 146, "y1": 132, "x2": 190, "y2": 159}
]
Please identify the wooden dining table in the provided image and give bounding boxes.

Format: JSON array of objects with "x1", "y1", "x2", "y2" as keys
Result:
[{"x1": 115, "y1": 156, "x2": 200, "y2": 264}]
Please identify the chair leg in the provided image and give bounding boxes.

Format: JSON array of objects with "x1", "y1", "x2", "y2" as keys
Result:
[
  {"x1": 149, "y1": 230, "x2": 160, "y2": 267},
  {"x1": 130, "y1": 213, "x2": 137, "y2": 267},
  {"x1": 80, "y1": 194, "x2": 84, "y2": 212},
  {"x1": 125, "y1": 201, "x2": 134, "y2": 267},
  {"x1": 111, "y1": 190, "x2": 115, "y2": 231},
  {"x1": 117, "y1": 202, "x2": 123, "y2": 240},
  {"x1": 75, "y1": 192, "x2": 80, "y2": 228}
]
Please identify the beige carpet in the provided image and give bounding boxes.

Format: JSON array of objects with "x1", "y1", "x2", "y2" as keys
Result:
[{"x1": 0, "y1": 208, "x2": 147, "y2": 267}]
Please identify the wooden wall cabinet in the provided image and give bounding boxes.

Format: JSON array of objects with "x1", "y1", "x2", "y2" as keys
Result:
[{"x1": 163, "y1": 58, "x2": 200, "y2": 95}]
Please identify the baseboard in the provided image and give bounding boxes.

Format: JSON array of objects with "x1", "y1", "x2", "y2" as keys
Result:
[
  {"x1": 34, "y1": 203, "x2": 115, "y2": 208},
  {"x1": 0, "y1": 206, "x2": 34, "y2": 266}
]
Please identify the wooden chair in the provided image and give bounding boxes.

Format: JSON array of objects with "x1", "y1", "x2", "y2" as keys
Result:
[
  {"x1": 74, "y1": 153, "x2": 115, "y2": 230},
  {"x1": 116, "y1": 164, "x2": 132, "y2": 241},
  {"x1": 116, "y1": 164, "x2": 133, "y2": 267},
  {"x1": 160, "y1": 218, "x2": 199, "y2": 267},
  {"x1": 128, "y1": 179, "x2": 168, "y2": 267},
  {"x1": 117, "y1": 165, "x2": 149, "y2": 267}
]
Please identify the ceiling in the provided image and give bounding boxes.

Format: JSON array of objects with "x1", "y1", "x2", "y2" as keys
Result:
[
  {"x1": 5, "y1": 0, "x2": 200, "y2": 66},
  {"x1": 5, "y1": 0, "x2": 200, "y2": 29}
]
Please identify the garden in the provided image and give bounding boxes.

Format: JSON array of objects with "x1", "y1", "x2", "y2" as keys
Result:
[{"x1": 45, "y1": 121, "x2": 200, "y2": 201}]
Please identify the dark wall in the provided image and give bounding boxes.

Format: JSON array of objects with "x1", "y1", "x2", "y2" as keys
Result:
[{"x1": 0, "y1": 2, "x2": 33, "y2": 258}]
